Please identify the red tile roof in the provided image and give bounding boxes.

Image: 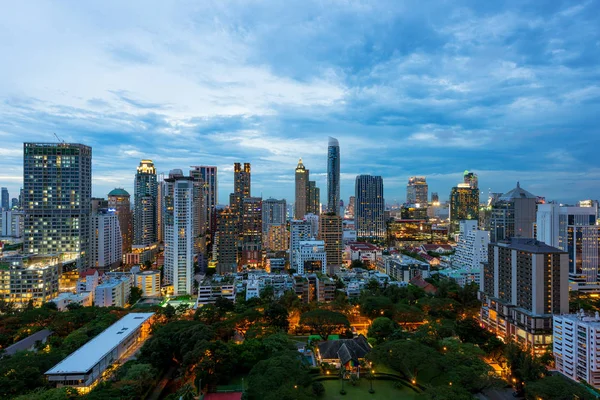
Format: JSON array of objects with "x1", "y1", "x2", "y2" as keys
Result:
[
  {"x1": 409, "y1": 276, "x2": 437, "y2": 294},
  {"x1": 204, "y1": 393, "x2": 243, "y2": 400},
  {"x1": 80, "y1": 269, "x2": 102, "y2": 277}
]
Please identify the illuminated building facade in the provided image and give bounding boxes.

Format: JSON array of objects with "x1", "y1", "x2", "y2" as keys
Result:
[
  {"x1": 0, "y1": 261, "x2": 59, "y2": 308},
  {"x1": 241, "y1": 197, "x2": 263, "y2": 267},
  {"x1": 295, "y1": 159, "x2": 308, "y2": 219},
  {"x1": 449, "y1": 183, "x2": 479, "y2": 234},
  {"x1": 294, "y1": 240, "x2": 327, "y2": 274},
  {"x1": 355, "y1": 175, "x2": 385, "y2": 239},
  {"x1": 134, "y1": 160, "x2": 157, "y2": 246},
  {"x1": 190, "y1": 166, "x2": 218, "y2": 233},
  {"x1": 290, "y1": 219, "x2": 313, "y2": 269},
  {"x1": 319, "y1": 213, "x2": 343, "y2": 274},
  {"x1": 489, "y1": 182, "x2": 537, "y2": 242},
  {"x1": 23, "y1": 143, "x2": 92, "y2": 270},
  {"x1": 215, "y1": 207, "x2": 238, "y2": 274},
  {"x1": 307, "y1": 180, "x2": 320, "y2": 215},
  {"x1": 262, "y1": 198, "x2": 287, "y2": 251},
  {"x1": 406, "y1": 176, "x2": 428, "y2": 205},
  {"x1": 230, "y1": 162, "x2": 251, "y2": 220},
  {"x1": 479, "y1": 238, "x2": 568, "y2": 353},
  {"x1": 327, "y1": 137, "x2": 340, "y2": 215},
  {"x1": 91, "y1": 208, "x2": 122, "y2": 271},
  {"x1": 107, "y1": 188, "x2": 132, "y2": 253}
]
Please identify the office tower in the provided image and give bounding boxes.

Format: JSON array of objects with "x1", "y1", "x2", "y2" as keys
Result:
[
  {"x1": 463, "y1": 170, "x2": 478, "y2": 189},
  {"x1": 452, "y1": 220, "x2": 490, "y2": 271},
  {"x1": 536, "y1": 204, "x2": 599, "y2": 291},
  {"x1": 431, "y1": 192, "x2": 439, "y2": 204},
  {"x1": 406, "y1": 177, "x2": 428, "y2": 205},
  {"x1": 449, "y1": 182, "x2": 479, "y2": 234},
  {"x1": 1, "y1": 210, "x2": 23, "y2": 237},
  {"x1": 1, "y1": 187, "x2": 9, "y2": 211},
  {"x1": 355, "y1": 175, "x2": 385, "y2": 239},
  {"x1": 108, "y1": 188, "x2": 133, "y2": 253},
  {"x1": 11, "y1": 198, "x2": 18, "y2": 209},
  {"x1": 262, "y1": 198, "x2": 287, "y2": 251},
  {"x1": 294, "y1": 240, "x2": 327, "y2": 274},
  {"x1": 156, "y1": 173, "x2": 165, "y2": 243},
  {"x1": 134, "y1": 159, "x2": 158, "y2": 246},
  {"x1": 163, "y1": 170, "x2": 194, "y2": 295},
  {"x1": 290, "y1": 220, "x2": 313, "y2": 270},
  {"x1": 91, "y1": 208, "x2": 122, "y2": 271},
  {"x1": 190, "y1": 166, "x2": 218, "y2": 233},
  {"x1": 215, "y1": 207, "x2": 238, "y2": 274},
  {"x1": 553, "y1": 312, "x2": 600, "y2": 389},
  {"x1": 189, "y1": 167, "x2": 208, "y2": 255},
  {"x1": 230, "y1": 162, "x2": 251, "y2": 217},
  {"x1": 480, "y1": 238, "x2": 568, "y2": 353},
  {"x1": 327, "y1": 137, "x2": 340, "y2": 215},
  {"x1": 489, "y1": 182, "x2": 537, "y2": 242},
  {"x1": 347, "y1": 196, "x2": 355, "y2": 218},
  {"x1": 241, "y1": 197, "x2": 262, "y2": 267},
  {"x1": 23, "y1": 143, "x2": 92, "y2": 270},
  {"x1": 307, "y1": 180, "x2": 320, "y2": 216},
  {"x1": 578, "y1": 199, "x2": 599, "y2": 220},
  {"x1": 295, "y1": 159, "x2": 308, "y2": 219},
  {"x1": 319, "y1": 213, "x2": 343, "y2": 274}
]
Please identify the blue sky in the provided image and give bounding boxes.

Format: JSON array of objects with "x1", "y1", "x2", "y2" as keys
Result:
[{"x1": 1, "y1": 0, "x2": 599, "y2": 205}]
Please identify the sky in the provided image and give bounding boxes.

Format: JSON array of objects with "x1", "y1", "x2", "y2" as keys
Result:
[{"x1": 1, "y1": 0, "x2": 599, "y2": 205}]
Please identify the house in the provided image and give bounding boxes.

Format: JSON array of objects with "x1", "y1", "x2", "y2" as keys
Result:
[
  {"x1": 409, "y1": 276, "x2": 437, "y2": 294},
  {"x1": 420, "y1": 244, "x2": 454, "y2": 254},
  {"x1": 317, "y1": 335, "x2": 371, "y2": 375}
]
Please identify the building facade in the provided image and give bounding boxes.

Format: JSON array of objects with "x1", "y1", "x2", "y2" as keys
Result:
[
  {"x1": 23, "y1": 143, "x2": 92, "y2": 270},
  {"x1": 490, "y1": 182, "x2": 538, "y2": 243},
  {"x1": 190, "y1": 166, "x2": 218, "y2": 233},
  {"x1": 406, "y1": 176, "x2": 428, "y2": 205},
  {"x1": 133, "y1": 160, "x2": 157, "y2": 246},
  {"x1": 327, "y1": 137, "x2": 340, "y2": 215},
  {"x1": 452, "y1": 219, "x2": 490, "y2": 271},
  {"x1": 262, "y1": 198, "x2": 287, "y2": 251},
  {"x1": 215, "y1": 207, "x2": 239, "y2": 274},
  {"x1": 295, "y1": 159, "x2": 308, "y2": 219},
  {"x1": 290, "y1": 219, "x2": 313, "y2": 270},
  {"x1": 107, "y1": 188, "x2": 132, "y2": 253},
  {"x1": 449, "y1": 183, "x2": 479, "y2": 235},
  {"x1": 319, "y1": 213, "x2": 343, "y2": 274},
  {"x1": 0, "y1": 261, "x2": 59, "y2": 308},
  {"x1": 479, "y1": 238, "x2": 568, "y2": 353},
  {"x1": 241, "y1": 197, "x2": 262, "y2": 267},
  {"x1": 91, "y1": 208, "x2": 122, "y2": 271},
  {"x1": 135, "y1": 270, "x2": 161, "y2": 297},
  {"x1": 294, "y1": 240, "x2": 327, "y2": 274},
  {"x1": 355, "y1": 175, "x2": 385, "y2": 239},
  {"x1": 1, "y1": 187, "x2": 9, "y2": 211}
]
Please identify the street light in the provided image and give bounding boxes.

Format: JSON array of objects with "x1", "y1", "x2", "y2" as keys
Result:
[{"x1": 369, "y1": 370, "x2": 375, "y2": 394}]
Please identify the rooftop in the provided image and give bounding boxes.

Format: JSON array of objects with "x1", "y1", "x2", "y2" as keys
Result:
[
  {"x1": 46, "y1": 313, "x2": 154, "y2": 375},
  {"x1": 107, "y1": 188, "x2": 130, "y2": 197},
  {"x1": 499, "y1": 182, "x2": 537, "y2": 201},
  {"x1": 3, "y1": 329, "x2": 53, "y2": 357},
  {"x1": 499, "y1": 237, "x2": 565, "y2": 254},
  {"x1": 348, "y1": 242, "x2": 379, "y2": 251}
]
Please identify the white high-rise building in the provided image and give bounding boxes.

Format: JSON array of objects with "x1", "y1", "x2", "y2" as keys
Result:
[
  {"x1": 453, "y1": 220, "x2": 490, "y2": 271},
  {"x1": 536, "y1": 204, "x2": 599, "y2": 291},
  {"x1": 163, "y1": 170, "x2": 194, "y2": 295},
  {"x1": 289, "y1": 220, "x2": 313, "y2": 270},
  {"x1": 554, "y1": 312, "x2": 600, "y2": 388},
  {"x1": 91, "y1": 209, "x2": 122, "y2": 271},
  {"x1": 294, "y1": 240, "x2": 327, "y2": 274}
]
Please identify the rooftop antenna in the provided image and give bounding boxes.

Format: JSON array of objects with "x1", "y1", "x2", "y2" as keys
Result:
[{"x1": 53, "y1": 132, "x2": 65, "y2": 144}]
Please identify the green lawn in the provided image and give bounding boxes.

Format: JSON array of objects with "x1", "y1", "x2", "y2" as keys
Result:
[{"x1": 321, "y1": 379, "x2": 422, "y2": 400}]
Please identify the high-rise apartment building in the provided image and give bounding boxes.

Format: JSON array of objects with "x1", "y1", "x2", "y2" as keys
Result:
[
  {"x1": 307, "y1": 180, "x2": 320, "y2": 215},
  {"x1": 241, "y1": 197, "x2": 262, "y2": 267},
  {"x1": 536, "y1": 204, "x2": 599, "y2": 291},
  {"x1": 190, "y1": 166, "x2": 218, "y2": 233},
  {"x1": 23, "y1": 143, "x2": 92, "y2": 270},
  {"x1": 463, "y1": 170, "x2": 478, "y2": 189},
  {"x1": 1, "y1": 210, "x2": 23, "y2": 237},
  {"x1": 108, "y1": 188, "x2": 132, "y2": 253},
  {"x1": 355, "y1": 175, "x2": 385, "y2": 239},
  {"x1": 134, "y1": 160, "x2": 157, "y2": 246},
  {"x1": 480, "y1": 238, "x2": 568, "y2": 353},
  {"x1": 290, "y1": 220, "x2": 313, "y2": 270},
  {"x1": 578, "y1": 199, "x2": 599, "y2": 220},
  {"x1": 452, "y1": 220, "x2": 490, "y2": 271},
  {"x1": 327, "y1": 137, "x2": 340, "y2": 215},
  {"x1": 230, "y1": 162, "x2": 251, "y2": 217},
  {"x1": 295, "y1": 159, "x2": 308, "y2": 219},
  {"x1": 91, "y1": 208, "x2": 122, "y2": 271},
  {"x1": 294, "y1": 240, "x2": 327, "y2": 274},
  {"x1": 163, "y1": 170, "x2": 194, "y2": 295},
  {"x1": 489, "y1": 182, "x2": 537, "y2": 243},
  {"x1": 319, "y1": 213, "x2": 343, "y2": 274},
  {"x1": 156, "y1": 173, "x2": 165, "y2": 243},
  {"x1": 347, "y1": 196, "x2": 355, "y2": 218},
  {"x1": 406, "y1": 177, "x2": 428, "y2": 205},
  {"x1": 215, "y1": 207, "x2": 238, "y2": 274},
  {"x1": 262, "y1": 198, "x2": 287, "y2": 251},
  {"x1": 189, "y1": 167, "x2": 208, "y2": 256},
  {"x1": 449, "y1": 182, "x2": 479, "y2": 234},
  {"x1": 431, "y1": 192, "x2": 439, "y2": 204},
  {"x1": 1, "y1": 187, "x2": 9, "y2": 211}
]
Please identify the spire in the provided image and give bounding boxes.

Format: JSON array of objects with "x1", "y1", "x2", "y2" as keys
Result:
[
  {"x1": 296, "y1": 158, "x2": 306, "y2": 172},
  {"x1": 517, "y1": 181, "x2": 520, "y2": 189}
]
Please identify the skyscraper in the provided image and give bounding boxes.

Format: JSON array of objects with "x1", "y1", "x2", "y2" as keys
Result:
[
  {"x1": 489, "y1": 182, "x2": 537, "y2": 242},
  {"x1": 537, "y1": 204, "x2": 599, "y2": 290},
  {"x1": 295, "y1": 159, "x2": 308, "y2": 219},
  {"x1": 190, "y1": 166, "x2": 218, "y2": 233},
  {"x1": 406, "y1": 177, "x2": 428, "y2": 205},
  {"x1": 431, "y1": 192, "x2": 439, "y2": 204},
  {"x1": 347, "y1": 196, "x2": 355, "y2": 218},
  {"x1": 163, "y1": 170, "x2": 194, "y2": 295},
  {"x1": 319, "y1": 213, "x2": 343, "y2": 274},
  {"x1": 1, "y1": 187, "x2": 9, "y2": 211},
  {"x1": 463, "y1": 170, "x2": 478, "y2": 189},
  {"x1": 290, "y1": 219, "x2": 313, "y2": 270},
  {"x1": 480, "y1": 238, "x2": 568, "y2": 352},
  {"x1": 327, "y1": 137, "x2": 340, "y2": 215},
  {"x1": 134, "y1": 160, "x2": 158, "y2": 246},
  {"x1": 263, "y1": 198, "x2": 287, "y2": 252},
  {"x1": 91, "y1": 207, "x2": 122, "y2": 271},
  {"x1": 230, "y1": 162, "x2": 251, "y2": 218},
  {"x1": 307, "y1": 180, "x2": 320, "y2": 215},
  {"x1": 189, "y1": 167, "x2": 208, "y2": 255},
  {"x1": 355, "y1": 175, "x2": 385, "y2": 239},
  {"x1": 449, "y1": 181, "x2": 479, "y2": 234},
  {"x1": 108, "y1": 188, "x2": 132, "y2": 253},
  {"x1": 23, "y1": 143, "x2": 92, "y2": 270},
  {"x1": 215, "y1": 207, "x2": 238, "y2": 274},
  {"x1": 241, "y1": 197, "x2": 262, "y2": 267}
]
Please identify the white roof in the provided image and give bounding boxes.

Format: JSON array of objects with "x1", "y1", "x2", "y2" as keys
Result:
[{"x1": 46, "y1": 312, "x2": 154, "y2": 375}]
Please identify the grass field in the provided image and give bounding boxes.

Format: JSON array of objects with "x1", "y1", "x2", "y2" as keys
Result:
[{"x1": 321, "y1": 379, "x2": 422, "y2": 400}]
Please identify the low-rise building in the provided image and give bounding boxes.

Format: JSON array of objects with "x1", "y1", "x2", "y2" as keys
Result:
[
  {"x1": 377, "y1": 254, "x2": 430, "y2": 283},
  {"x1": 346, "y1": 242, "x2": 382, "y2": 266},
  {"x1": 437, "y1": 267, "x2": 480, "y2": 287},
  {"x1": 553, "y1": 311, "x2": 600, "y2": 389},
  {"x1": 293, "y1": 274, "x2": 336, "y2": 303},
  {"x1": 294, "y1": 239, "x2": 327, "y2": 274},
  {"x1": 51, "y1": 292, "x2": 93, "y2": 310},
  {"x1": 94, "y1": 277, "x2": 131, "y2": 307},
  {"x1": 134, "y1": 270, "x2": 161, "y2": 297},
  {"x1": 45, "y1": 313, "x2": 154, "y2": 393},
  {"x1": 197, "y1": 276, "x2": 236, "y2": 306},
  {"x1": 0, "y1": 259, "x2": 59, "y2": 308}
]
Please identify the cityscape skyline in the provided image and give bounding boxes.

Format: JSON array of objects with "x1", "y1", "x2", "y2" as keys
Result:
[{"x1": 1, "y1": 1, "x2": 599, "y2": 204}]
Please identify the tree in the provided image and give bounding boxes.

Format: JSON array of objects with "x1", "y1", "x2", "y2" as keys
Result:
[
  {"x1": 214, "y1": 297, "x2": 235, "y2": 313},
  {"x1": 299, "y1": 309, "x2": 350, "y2": 340},
  {"x1": 368, "y1": 340, "x2": 442, "y2": 381},
  {"x1": 525, "y1": 375, "x2": 595, "y2": 400},
  {"x1": 360, "y1": 296, "x2": 394, "y2": 319},
  {"x1": 194, "y1": 304, "x2": 221, "y2": 325},
  {"x1": 143, "y1": 260, "x2": 152, "y2": 269},
  {"x1": 259, "y1": 286, "x2": 275, "y2": 303},
  {"x1": 312, "y1": 381, "x2": 325, "y2": 396},
  {"x1": 350, "y1": 259, "x2": 365, "y2": 269},
  {"x1": 422, "y1": 385, "x2": 473, "y2": 400},
  {"x1": 367, "y1": 317, "x2": 396, "y2": 344},
  {"x1": 264, "y1": 302, "x2": 289, "y2": 332},
  {"x1": 128, "y1": 287, "x2": 143, "y2": 305}
]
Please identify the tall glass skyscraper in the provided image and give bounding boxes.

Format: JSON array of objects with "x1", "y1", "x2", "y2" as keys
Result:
[
  {"x1": 355, "y1": 175, "x2": 385, "y2": 239},
  {"x1": 134, "y1": 159, "x2": 157, "y2": 246},
  {"x1": 327, "y1": 137, "x2": 340, "y2": 215},
  {"x1": 23, "y1": 143, "x2": 92, "y2": 270},
  {"x1": 1, "y1": 187, "x2": 9, "y2": 211}
]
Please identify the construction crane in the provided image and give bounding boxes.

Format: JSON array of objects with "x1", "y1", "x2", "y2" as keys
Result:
[{"x1": 53, "y1": 132, "x2": 65, "y2": 143}]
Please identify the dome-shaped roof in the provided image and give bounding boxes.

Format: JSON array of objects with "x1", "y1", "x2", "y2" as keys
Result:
[{"x1": 108, "y1": 188, "x2": 130, "y2": 197}]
